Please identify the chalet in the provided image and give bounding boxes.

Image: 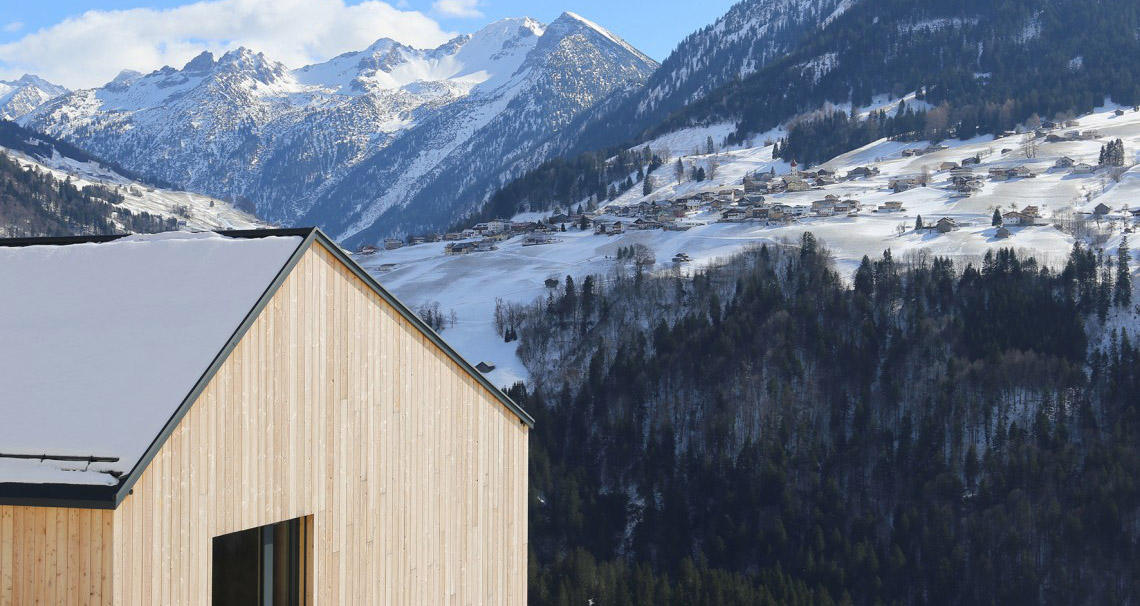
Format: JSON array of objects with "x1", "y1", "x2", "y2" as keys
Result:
[
  {"x1": 784, "y1": 177, "x2": 811, "y2": 192},
  {"x1": 879, "y1": 200, "x2": 904, "y2": 212},
  {"x1": 847, "y1": 166, "x2": 880, "y2": 179},
  {"x1": 962, "y1": 156, "x2": 981, "y2": 166},
  {"x1": 996, "y1": 226, "x2": 1012, "y2": 239},
  {"x1": 936, "y1": 217, "x2": 958, "y2": 233},
  {"x1": 445, "y1": 241, "x2": 478, "y2": 255},
  {"x1": 523, "y1": 233, "x2": 559, "y2": 245},
  {"x1": 594, "y1": 221, "x2": 624, "y2": 235},
  {"x1": 989, "y1": 167, "x2": 1013, "y2": 181},
  {"x1": 1012, "y1": 166, "x2": 1035, "y2": 178},
  {"x1": 746, "y1": 206, "x2": 770, "y2": 220},
  {"x1": 1055, "y1": 156, "x2": 1075, "y2": 169},
  {"x1": 833, "y1": 199, "x2": 860, "y2": 214},
  {"x1": 475, "y1": 239, "x2": 499, "y2": 252},
  {"x1": 1071, "y1": 163, "x2": 1095, "y2": 174},
  {"x1": 358, "y1": 244, "x2": 380, "y2": 255},
  {"x1": 0, "y1": 229, "x2": 531, "y2": 605},
  {"x1": 443, "y1": 232, "x2": 464, "y2": 241},
  {"x1": 410, "y1": 235, "x2": 427, "y2": 245},
  {"x1": 902, "y1": 149, "x2": 920, "y2": 157},
  {"x1": 811, "y1": 198, "x2": 836, "y2": 215},
  {"x1": 815, "y1": 174, "x2": 840, "y2": 186},
  {"x1": 1093, "y1": 202, "x2": 1112, "y2": 216},
  {"x1": 940, "y1": 161, "x2": 961, "y2": 171},
  {"x1": 511, "y1": 221, "x2": 539, "y2": 233},
  {"x1": 384, "y1": 238, "x2": 404, "y2": 250},
  {"x1": 1003, "y1": 211, "x2": 1034, "y2": 226},
  {"x1": 1046, "y1": 134, "x2": 1065, "y2": 143},
  {"x1": 719, "y1": 208, "x2": 748, "y2": 222},
  {"x1": 631, "y1": 218, "x2": 662, "y2": 230},
  {"x1": 461, "y1": 228, "x2": 479, "y2": 238},
  {"x1": 1021, "y1": 206, "x2": 1041, "y2": 218},
  {"x1": 890, "y1": 177, "x2": 919, "y2": 193}
]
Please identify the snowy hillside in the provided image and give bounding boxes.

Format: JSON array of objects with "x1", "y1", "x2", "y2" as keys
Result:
[
  {"x1": 2, "y1": 139, "x2": 263, "y2": 233},
  {"x1": 0, "y1": 75, "x2": 68, "y2": 121},
  {"x1": 20, "y1": 13, "x2": 657, "y2": 242},
  {"x1": 358, "y1": 104, "x2": 1140, "y2": 387}
]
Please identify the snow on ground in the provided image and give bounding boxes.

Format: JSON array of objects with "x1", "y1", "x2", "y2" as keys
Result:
[
  {"x1": 4, "y1": 146, "x2": 265, "y2": 231},
  {"x1": 361, "y1": 104, "x2": 1140, "y2": 387},
  {"x1": 0, "y1": 232, "x2": 302, "y2": 484}
]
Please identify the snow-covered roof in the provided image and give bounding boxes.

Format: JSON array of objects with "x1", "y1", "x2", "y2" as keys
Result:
[{"x1": 0, "y1": 231, "x2": 303, "y2": 488}]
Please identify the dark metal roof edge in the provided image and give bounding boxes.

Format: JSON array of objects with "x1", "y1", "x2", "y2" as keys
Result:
[
  {"x1": 110, "y1": 228, "x2": 319, "y2": 507},
  {"x1": 310, "y1": 230, "x2": 534, "y2": 428},
  {"x1": 0, "y1": 483, "x2": 119, "y2": 509},
  {"x1": 0, "y1": 227, "x2": 314, "y2": 248}
]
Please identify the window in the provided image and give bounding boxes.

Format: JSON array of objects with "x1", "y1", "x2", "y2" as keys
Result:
[{"x1": 213, "y1": 516, "x2": 312, "y2": 606}]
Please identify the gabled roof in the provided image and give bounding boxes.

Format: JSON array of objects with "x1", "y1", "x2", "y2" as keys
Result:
[{"x1": 0, "y1": 228, "x2": 531, "y2": 509}]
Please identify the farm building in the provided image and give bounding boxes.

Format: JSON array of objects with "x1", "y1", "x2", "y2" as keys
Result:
[{"x1": 0, "y1": 229, "x2": 531, "y2": 605}]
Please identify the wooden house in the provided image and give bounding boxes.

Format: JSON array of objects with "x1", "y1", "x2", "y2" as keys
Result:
[
  {"x1": 1055, "y1": 156, "x2": 1075, "y2": 169},
  {"x1": 0, "y1": 229, "x2": 532, "y2": 605}
]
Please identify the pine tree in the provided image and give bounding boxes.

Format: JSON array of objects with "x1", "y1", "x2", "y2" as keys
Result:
[
  {"x1": 915, "y1": 215, "x2": 924, "y2": 230},
  {"x1": 992, "y1": 208, "x2": 1003, "y2": 226},
  {"x1": 675, "y1": 158, "x2": 684, "y2": 184},
  {"x1": 643, "y1": 175, "x2": 654, "y2": 196},
  {"x1": 706, "y1": 135, "x2": 715, "y2": 155},
  {"x1": 1116, "y1": 236, "x2": 1132, "y2": 307}
]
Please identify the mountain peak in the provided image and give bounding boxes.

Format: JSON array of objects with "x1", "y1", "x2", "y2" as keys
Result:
[{"x1": 544, "y1": 11, "x2": 654, "y2": 64}]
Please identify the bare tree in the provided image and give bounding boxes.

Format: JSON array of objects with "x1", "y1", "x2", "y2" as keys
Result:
[
  {"x1": 1022, "y1": 132, "x2": 1038, "y2": 159},
  {"x1": 630, "y1": 243, "x2": 656, "y2": 272}
]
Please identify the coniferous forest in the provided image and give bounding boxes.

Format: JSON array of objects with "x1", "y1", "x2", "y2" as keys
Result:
[
  {"x1": 0, "y1": 152, "x2": 177, "y2": 237},
  {"x1": 510, "y1": 235, "x2": 1140, "y2": 605}
]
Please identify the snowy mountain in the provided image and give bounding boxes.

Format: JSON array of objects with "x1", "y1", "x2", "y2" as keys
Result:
[
  {"x1": 0, "y1": 120, "x2": 263, "y2": 235},
  {"x1": 20, "y1": 12, "x2": 657, "y2": 243},
  {"x1": 553, "y1": 0, "x2": 855, "y2": 154},
  {"x1": 0, "y1": 75, "x2": 69, "y2": 121}
]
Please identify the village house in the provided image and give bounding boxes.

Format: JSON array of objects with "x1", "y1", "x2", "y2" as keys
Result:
[
  {"x1": 996, "y1": 226, "x2": 1012, "y2": 239},
  {"x1": 1055, "y1": 156, "x2": 1076, "y2": 169},
  {"x1": 445, "y1": 241, "x2": 478, "y2": 255},
  {"x1": 940, "y1": 161, "x2": 961, "y2": 171},
  {"x1": 1093, "y1": 202, "x2": 1112, "y2": 216},
  {"x1": 1003, "y1": 211, "x2": 1034, "y2": 226},
  {"x1": 523, "y1": 233, "x2": 559, "y2": 246},
  {"x1": 0, "y1": 229, "x2": 531, "y2": 605},
  {"x1": 784, "y1": 176, "x2": 811, "y2": 192},
  {"x1": 719, "y1": 208, "x2": 748, "y2": 222},
  {"x1": 890, "y1": 177, "x2": 919, "y2": 193},
  {"x1": 879, "y1": 200, "x2": 904, "y2": 212},
  {"x1": 443, "y1": 232, "x2": 464, "y2": 241},
  {"x1": 847, "y1": 166, "x2": 881, "y2": 179},
  {"x1": 595, "y1": 221, "x2": 624, "y2": 235},
  {"x1": 1071, "y1": 163, "x2": 1096, "y2": 174},
  {"x1": 384, "y1": 238, "x2": 404, "y2": 250},
  {"x1": 936, "y1": 217, "x2": 958, "y2": 233}
]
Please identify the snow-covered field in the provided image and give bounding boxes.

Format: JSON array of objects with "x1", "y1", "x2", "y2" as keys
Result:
[
  {"x1": 361, "y1": 103, "x2": 1140, "y2": 387},
  {"x1": 4, "y1": 146, "x2": 265, "y2": 231}
]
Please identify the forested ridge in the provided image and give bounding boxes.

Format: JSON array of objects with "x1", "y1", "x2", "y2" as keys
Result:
[
  {"x1": 0, "y1": 151, "x2": 176, "y2": 237},
  {"x1": 511, "y1": 235, "x2": 1140, "y2": 604}
]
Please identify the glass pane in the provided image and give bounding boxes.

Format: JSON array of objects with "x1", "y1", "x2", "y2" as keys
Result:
[{"x1": 212, "y1": 527, "x2": 260, "y2": 606}]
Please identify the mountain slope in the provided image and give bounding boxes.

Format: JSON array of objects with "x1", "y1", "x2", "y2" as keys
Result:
[
  {"x1": 0, "y1": 120, "x2": 262, "y2": 236},
  {"x1": 21, "y1": 13, "x2": 656, "y2": 242},
  {"x1": 549, "y1": 0, "x2": 855, "y2": 155},
  {"x1": 0, "y1": 75, "x2": 68, "y2": 121}
]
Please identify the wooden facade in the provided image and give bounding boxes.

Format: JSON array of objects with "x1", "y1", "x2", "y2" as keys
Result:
[{"x1": 0, "y1": 232, "x2": 529, "y2": 605}]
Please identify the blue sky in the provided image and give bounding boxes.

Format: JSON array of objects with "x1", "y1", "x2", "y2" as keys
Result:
[{"x1": 0, "y1": 0, "x2": 739, "y2": 88}]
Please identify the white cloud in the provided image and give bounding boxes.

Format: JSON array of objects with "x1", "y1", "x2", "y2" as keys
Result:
[
  {"x1": 2, "y1": 21, "x2": 24, "y2": 33},
  {"x1": 0, "y1": 0, "x2": 456, "y2": 89},
  {"x1": 432, "y1": 0, "x2": 483, "y2": 19}
]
